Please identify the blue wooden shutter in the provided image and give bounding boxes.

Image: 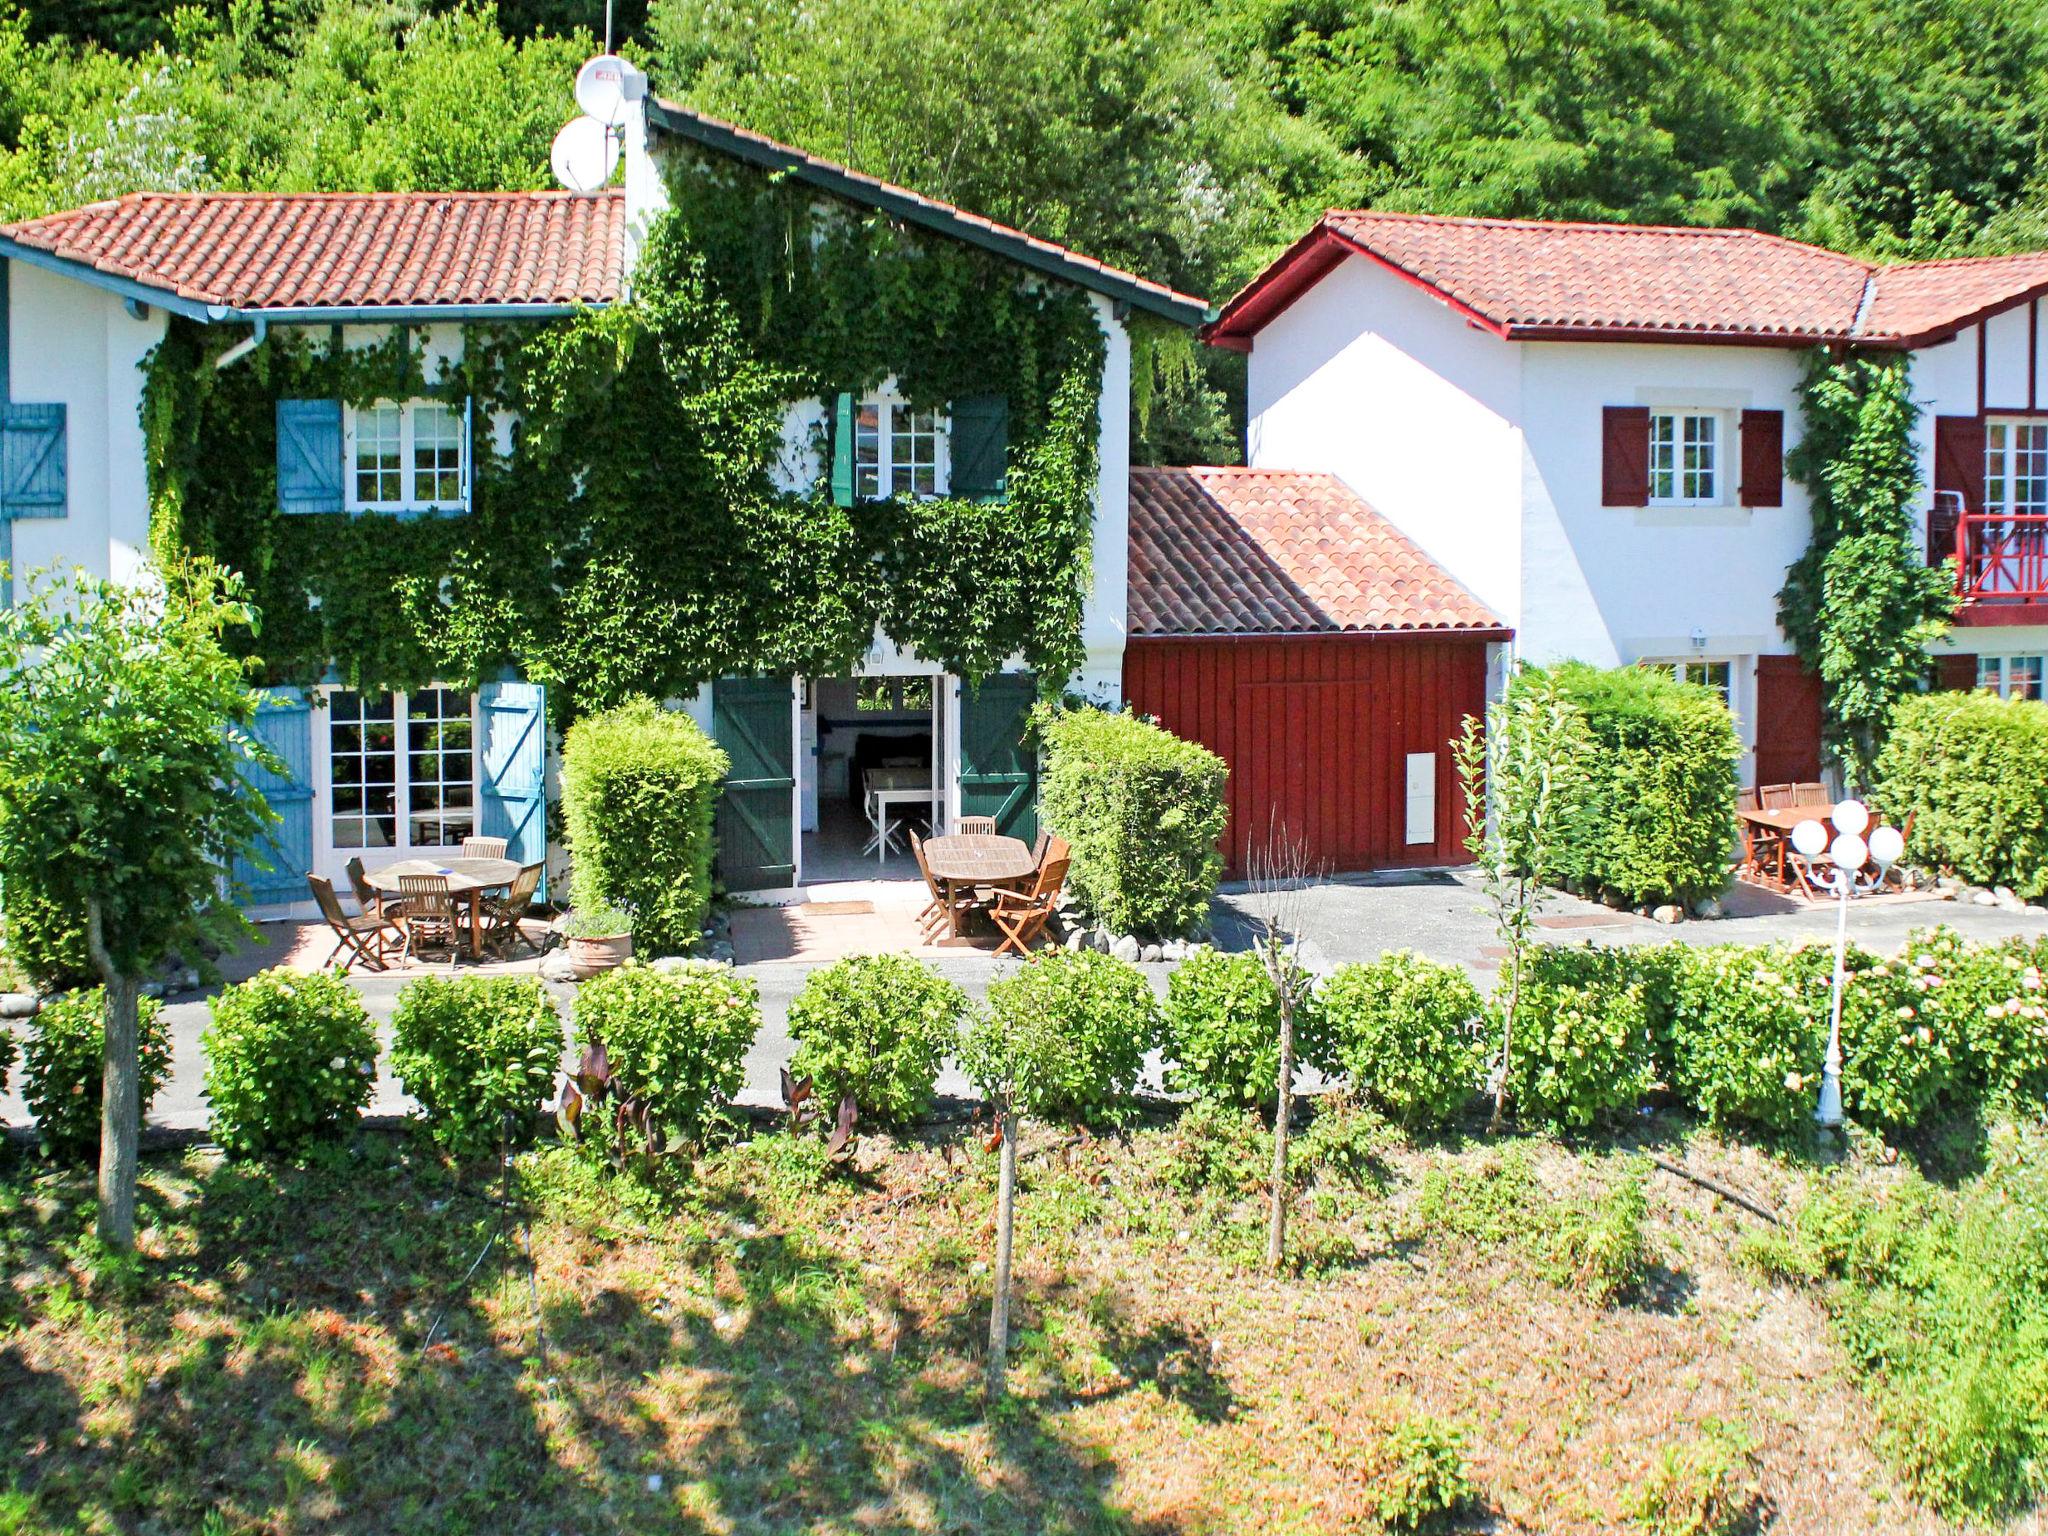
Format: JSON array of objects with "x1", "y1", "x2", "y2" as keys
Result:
[
  {"x1": 949, "y1": 394, "x2": 1008, "y2": 498},
  {"x1": 2, "y1": 403, "x2": 67, "y2": 517},
  {"x1": 479, "y1": 680, "x2": 548, "y2": 892},
  {"x1": 830, "y1": 393, "x2": 856, "y2": 507},
  {"x1": 232, "y1": 687, "x2": 315, "y2": 907},
  {"x1": 276, "y1": 398, "x2": 344, "y2": 514}
]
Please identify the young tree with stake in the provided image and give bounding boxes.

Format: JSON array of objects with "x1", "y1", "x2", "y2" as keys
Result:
[
  {"x1": 0, "y1": 562, "x2": 278, "y2": 1250},
  {"x1": 1245, "y1": 818, "x2": 1321, "y2": 1274}
]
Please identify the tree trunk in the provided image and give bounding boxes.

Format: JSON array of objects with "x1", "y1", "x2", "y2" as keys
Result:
[
  {"x1": 85, "y1": 897, "x2": 141, "y2": 1252},
  {"x1": 1266, "y1": 984, "x2": 1297, "y2": 1274},
  {"x1": 1489, "y1": 935, "x2": 1522, "y2": 1134},
  {"x1": 986, "y1": 1097, "x2": 1018, "y2": 1401}
]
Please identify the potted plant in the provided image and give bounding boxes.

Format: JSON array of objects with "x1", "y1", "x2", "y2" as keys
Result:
[{"x1": 561, "y1": 902, "x2": 634, "y2": 979}]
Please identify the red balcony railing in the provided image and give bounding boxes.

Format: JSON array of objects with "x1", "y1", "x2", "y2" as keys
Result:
[{"x1": 1929, "y1": 493, "x2": 2048, "y2": 606}]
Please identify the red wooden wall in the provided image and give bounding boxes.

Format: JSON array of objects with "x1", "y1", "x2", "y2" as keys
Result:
[{"x1": 1123, "y1": 634, "x2": 1492, "y2": 876}]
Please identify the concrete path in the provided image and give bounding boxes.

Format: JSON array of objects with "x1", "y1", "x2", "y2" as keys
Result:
[{"x1": 5, "y1": 871, "x2": 2043, "y2": 1136}]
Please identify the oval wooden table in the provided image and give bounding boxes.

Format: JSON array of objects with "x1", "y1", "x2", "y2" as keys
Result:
[
  {"x1": 363, "y1": 856, "x2": 522, "y2": 959},
  {"x1": 922, "y1": 834, "x2": 1037, "y2": 939}
]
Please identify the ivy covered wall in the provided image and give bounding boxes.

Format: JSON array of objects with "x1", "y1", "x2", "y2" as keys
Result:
[{"x1": 142, "y1": 145, "x2": 1112, "y2": 721}]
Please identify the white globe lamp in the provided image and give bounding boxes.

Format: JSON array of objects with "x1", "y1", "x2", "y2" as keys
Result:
[
  {"x1": 1791, "y1": 819, "x2": 1829, "y2": 859},
  {"x1": 1832, "y1": 799, "x2": 1870, "y2": 837}
]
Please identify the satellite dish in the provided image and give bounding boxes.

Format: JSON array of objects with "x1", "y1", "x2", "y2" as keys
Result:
[
  {"x1": 551, "y1": 116, "x2": 619, "y2": 193},
  {"x1": 576, "y1": 54, "x2": 631, "y2": 125}
]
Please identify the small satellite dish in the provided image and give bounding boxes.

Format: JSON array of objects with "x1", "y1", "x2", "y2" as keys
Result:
[
  {"x1": 551, "y1": 115, "x2": 619, "y2": 193},
  {"x1": 575, "y1": 54, "x2": 631, "y2": 125}
]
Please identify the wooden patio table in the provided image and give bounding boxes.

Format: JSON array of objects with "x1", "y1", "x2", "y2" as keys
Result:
[
  {"x1": 922, "y1": 834, "x2": 1037, "y2": 938},
  {"x1": 1737, "y1": 804, "x2": 1835, "y2": 890},
  {"x1": 363, "y1": 856, "x2": 521, "y2": 959}
]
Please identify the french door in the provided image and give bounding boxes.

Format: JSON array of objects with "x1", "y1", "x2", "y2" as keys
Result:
[{"x1": 317, "y1": 687, "x2": 479, "y2": 880}]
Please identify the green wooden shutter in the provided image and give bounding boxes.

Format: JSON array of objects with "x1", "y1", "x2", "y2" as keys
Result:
[
  {"x1": 1, "y1": 403, "x2": 67, "y2": 517},
  {"x1": 958, "y1": 672, "x2": 1038, "y2": 841},
  {"x1": 949, "y1": 394, "x2": 1008, "y2": 498},
  {"x1": 276, "y1": 399, "x2": 344, "y2": 514},
  {"x1": 713, "y1": 677, "x2": 796, "y2": 889},
  {"x1": 829, "y1": 392, "x2": 856, "y2": 507},
  {"x1": 479, "y1": 680, "x2": 548, "y2": 895},
  {"x1": 232, "y1": 687, "x2": 315, "y2": 907}
]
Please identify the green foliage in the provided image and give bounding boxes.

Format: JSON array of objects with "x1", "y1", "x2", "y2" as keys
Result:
[
  {"x1": 1664, "y1": 944, "x2": 1825, "y2": 1134},
  {"x1": 1781, "y1": 941, "x2": 1965, "y2": 1130},
  {"x1": 1319, "y1": 952, "x2": 1483, "y2": 1130},
  {"x1": 0, "y1": 879, "x2": 93, "y2": 993},
  {"x1": 1158, "y1": 946, "x2": 1329, "y2": 1106},
  {"x1": 1897, "y1": 926, "x2": 2048, "y2": 1107},
  {"x1": 1627, "y1": 1420, "x2": 1760, "y2": 1536},
  {"x1": 785, "y1": 954, "x2": 967, "y2": 1125},
  {"x1": 1360, "y1": 1413, "x2": 1476, "y2": 1532},
  {"x1": 1037, "y1": 707, "x2": 1227, "y2": 940},
  {"x1": 968, "y1": 949, "x2": 1158, "y2": 1128},
  {"x1": 1536, "y1": 662, "x2": 1741, "y2": 907},
  {"x1": 388, "y1": 975, "x2": 564, "y2": 1160},
  {"x1": 1751, "y1": 1122, "x2": 2048, "y2": 1517},
  {"x1": 1782, "y1": 351, "x2": 1956, "y2": 784},
  {"x1": 202, "y1": 969, "x2": 377, "y2": 1157},
  {"x1": 1875, "y1": 689, "x2": 2048, "y2": 898},
  {"x1": 1413, "y1": 1145, "x2": 1651, "y2": 1306},
  {"x1": 570, "y1": 961, "x2": 761, "y2": 1153},
  {"x1": 558, "y1": 903, "x2": 634, "y2": 940},
  {"x1": 1499, "y1": 945, "x2": 1653, "y2": 1132},
  {"x1": 19, "y1": 988, "x2": 172, "y2": 1157},
  {"x1": 560, "y1": 697, "x2": 727, "y2": 954}
]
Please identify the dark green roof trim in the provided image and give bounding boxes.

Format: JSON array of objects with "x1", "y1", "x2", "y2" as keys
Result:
[{"x1": 645, "y1": 98, "x2": 1210, "y2": 328}]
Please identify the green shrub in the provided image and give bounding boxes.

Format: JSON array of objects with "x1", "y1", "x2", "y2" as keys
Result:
[
  {"x1": 1782, "y1": 941, "x2": 1964, "y2": 1130},
  {"x1": 1875, "y1": 689, "x2": 2048, "y2": 898},
  {"x1": 1320, "y1": 952, "x2": 1482, "y2": 1130},
  {"x1": 203, "y1": 969, "x2": 377, "y2": 1157},
  {"x1": 1627, "y1": 1420, "x2": 1759, "y2": 1536},
  {"x1": 1500, "y1": 944, "x2": 1652, "y2": 1131},
  {"x1": 1361, "y1": 1413, "x2": 1476, "y2": 1532},
  {"x1": 1036, "y1": 706, "x2": 1227, "y2": 940},
  {"x1": 389, "y1": 976, "x2": 564, "y2": 1160},
  {"x1": 1158, "y1": 946, "x2": 1329, "y2": 1105},
  {"x1": 1521, "y1": 661, "x2": 1740, "y2": 906},
  {"x1": 785, "y1": 953, "x2": 966, "y2": 1124},
  {"x1": 1665, "y1": 944, "x2": 1823, "y2": 1134},
  {"x1": 0, "y1": 874, "x2": 93, "y2": 991},
  {"x1": 20, "y1": 988, "x2": 173, "y2": 1157},
  {"x1": 560, "y1": 697, "x2": 729, "y2": 955},
  {"x1": 1899, "y1": 926, "x2": 2048, "y2": 1108},
  {"x1": 570, "y1": 961, "x2": 760, "y2": 1155},
  {"x1": 979, "y1": 949, "x2": 1158, "y2": 1127}
]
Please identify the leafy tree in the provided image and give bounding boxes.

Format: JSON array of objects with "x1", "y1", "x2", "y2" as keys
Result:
[
  {"x1": 0, "y1": 562, "x2": 279, "y2": 1249},
  {"x1": 1780, "y1": 350, "x2": 1957, "y2": 786}
]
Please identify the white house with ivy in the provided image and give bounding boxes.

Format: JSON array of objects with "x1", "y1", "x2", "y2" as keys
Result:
[
  {"x1": 1207, "y1": 211, "x2": 2048, "y2": 784},
  {"x1": 0, "y1": 69, "x2": 1207, "y2": 907}
]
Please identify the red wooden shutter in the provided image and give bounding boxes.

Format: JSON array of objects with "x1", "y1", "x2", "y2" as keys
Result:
[
  {"x1": 1602, "y1": 406, "x2": 1651, "y2": 506},
  {"x1": 1753, "y1": 654, "x2": 1823, "y2": 784},
  {"x1": 1935, "y1": 653, "x2": 1979, "y2": 692},
  {"x1": 1738, "y1": 409, "x2": 1783, "y2": 507},
  {"x1": 1933, "y1": 415, "x2": 1986, "y2": 513}
]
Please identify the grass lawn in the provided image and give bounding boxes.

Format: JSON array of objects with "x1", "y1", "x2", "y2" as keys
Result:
[{"x1": 0, "y1": 1110, "x2": 2036, "y2": 1535}]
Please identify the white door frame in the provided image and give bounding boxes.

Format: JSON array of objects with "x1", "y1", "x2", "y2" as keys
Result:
[{"x1": 310, "y1": 683, "x2": 483, "y2": 890}]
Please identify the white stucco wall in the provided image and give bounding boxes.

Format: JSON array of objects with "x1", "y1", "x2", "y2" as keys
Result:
[
  {"x1": 1080, "y1": 292, "x2": 1131, "y2": 703},
  {"x1": 4, "y1": 259, "x2": 165, "y2": 600}
]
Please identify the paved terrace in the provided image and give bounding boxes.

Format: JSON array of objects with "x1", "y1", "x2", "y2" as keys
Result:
[{"x1": 4, "y1": 872, "x2": 2042, "y2": 1135}]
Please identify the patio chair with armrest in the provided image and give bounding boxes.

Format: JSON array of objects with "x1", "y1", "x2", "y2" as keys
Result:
[
  {"x1": 395, "y1": 874, "x2": 462, "y2": 969},
  {"x1": 461, "y1": 835, "x2": 509, "y2": 860},
  {"x1": 910, "y1": 831, "x2": 972, "y2": 940},
  {"x1": 953, "y1": 815, "x2": 997, "y2": 836},
  {"x1": 990, "y1": 854, "x2": 1072, "y2": 957},
  {"x1": 310, "y1": 874, "x2": 402, "y2": 971},
  {"x1": 481, "y1": 863, "x2": 544, "y2": 956}
]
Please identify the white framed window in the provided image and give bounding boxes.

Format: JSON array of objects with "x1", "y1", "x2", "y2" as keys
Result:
[
  {"x1": 1649, "y1": 411, "x2": 1720, "y2": 504},
  {"x1": 1977, "y1": 654, "x2": 2046, "y2": 700},
  {"x1": 1644, "y1": 658, "x2": 1733, "y2": 702},
  {"x1": 853, "y1": 398, "x2": 948, "y2": 499},
  {"x1": 328, "y1": 688, "x2": 476, "y2": 852},
  {"x1": 347, "y1": 399, "x2": 469, "y2": 512},
  {"x1": 1984, "y1": 419, "x2": 2048, "y2": 517}
]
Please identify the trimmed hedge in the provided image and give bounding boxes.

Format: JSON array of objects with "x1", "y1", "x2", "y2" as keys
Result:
[
  {"x1": 1875, "y1": 690, "x2": 2048, "y2": 898},
  {"x1": 979, "y1": 948, "x2": 1158, "y2": 1127},
  {"x1": 203, "y1": 970, "x2": 378, "y2": 1158},
  {"x1": 1159, "y1": 946, "x2": 1331, "y2": 1106},
  {"x1": 1501, "y1": 944, "x2": 1653, "y2": 1131},
  {"x1": 19, "y1": 988, "x2": 173, "y2": 1157},
  {"x1": 1037, "y1": 706, "x2": 1227, "y2": 940},
  {"x1": 1320, "y1": 952, "x2": 1483, "y2": 1130},
  {"x1": 561, "y1": 697, "x2": 729, "y2": 956},
  {"x1": 1524, "y1": 662, "x2": 1740, "y2": 907},
  {"x1": 390, "y1": 975, "x2": 564, "y2": 1160},
  {"x1": 786, "y1": 954, "x2": 966, "y2": 1125}
]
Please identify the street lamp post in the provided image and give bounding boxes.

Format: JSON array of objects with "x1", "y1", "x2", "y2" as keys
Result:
[{"x1": 1790, "y1": 799, "x2": 1905, "y2": 1130}]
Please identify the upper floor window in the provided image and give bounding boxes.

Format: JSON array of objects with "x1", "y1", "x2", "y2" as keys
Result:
[
  {"x1": 1977, "y1": 653, "x2": 2045, "y2": 700},
  {"x1": 854, "y1": 400, "x2": 947, "y2": 498},
  {"x1": 1649, "y1": 410, "x2": 1719, "y2": 504},
  {"x1": 346, "y1": 400, "x2": 468, "y2": 513},
  {"x1": 1985, "y1": 419, "x2": 2048, "y2": 517}
]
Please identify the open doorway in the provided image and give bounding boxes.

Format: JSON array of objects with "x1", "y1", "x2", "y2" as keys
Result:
[{"x1": 800, "y1": 674, "x2": 945, "y2": 884}]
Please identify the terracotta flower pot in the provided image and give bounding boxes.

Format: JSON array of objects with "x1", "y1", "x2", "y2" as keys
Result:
[{"x1": 566, "y1": 933, "x2": 633, "y2": 979}]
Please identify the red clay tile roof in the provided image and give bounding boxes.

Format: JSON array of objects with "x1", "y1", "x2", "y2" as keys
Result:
[
  {"x1": 1128, "y1": 466, "x2": 1506, "y2": 637},
  {"x1": 0, "y1": 189, "x2": 626, "y2": 312},
  {"x1": 648, "y1": 98, "x2": 1209, "y2": 326},
  {"x1": 1207, "y1": 210, "x2": 2048, "y2": 350}
]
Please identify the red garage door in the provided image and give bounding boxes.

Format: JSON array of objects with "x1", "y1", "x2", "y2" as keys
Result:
[{"x1": 1124, "y1": 634, "x2": 1492, "y2": 876}]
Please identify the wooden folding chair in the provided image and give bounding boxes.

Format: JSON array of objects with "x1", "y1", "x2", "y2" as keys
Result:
[
  {"x1": 345, "y1": 855, "x2": 383, "y2": 918},
  {"x1": 910, "y1": 831, "x2": 970, "y2": 940},
  {"x1": 952, "y1": 815, "x2": 997, "y2": 836},
  {"x1": 989, "y1": 854, "x2": 1071, "y2": 957},
  {"x1": 1759, "y1": 783, "x2": 1797, "y2": 810},
  {"x1": 461, "y1": 835, "x2": 508, "y2": 860},
  {"x1": 481, "y1": 863, "x2": 544, "y2": 955},
  {"x1": 1792, "y1": 781, "x2": 1830, "y2": 807},
  {"x1": 310, "y1": 874, "x2": 401, "y2": 971},
  {"x1": 395, "y1": 874, "x2": 461, "y2": 969}
]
